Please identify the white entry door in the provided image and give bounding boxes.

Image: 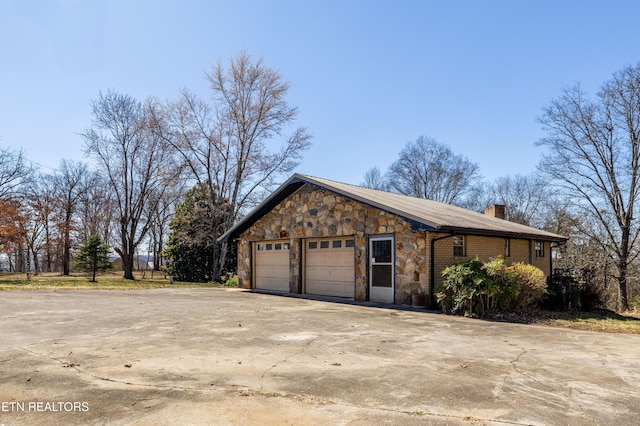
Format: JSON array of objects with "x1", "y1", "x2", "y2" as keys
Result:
[{"x1": 369, "y1": 236, "x2": 394, "y2": 303}]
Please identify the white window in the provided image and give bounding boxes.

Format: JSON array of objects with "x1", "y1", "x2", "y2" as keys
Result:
[{"x1": 453, "y1": 236, "x2": 465, "y2": 257}]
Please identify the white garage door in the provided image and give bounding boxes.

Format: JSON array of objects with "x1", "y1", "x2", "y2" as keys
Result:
[
  {"x1": 255, "y1": 240, "x2": 290, "y2": 292},
  {"x1": 305, "y1": 238, "x2": 355, "y2": 298}
]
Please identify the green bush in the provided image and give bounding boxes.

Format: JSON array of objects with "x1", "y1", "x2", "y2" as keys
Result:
[
  {"x1": 541, "y1": 271, "x2": 581, "y2": 311},
  {"x1": 579, "y1": 277, "x2": 605, "y2": 311},
  {"x1": 225, "y1": 276, "x2": 238, "y2": 287},
  {"x1": 436, "y1": 257, "x2": 485, "y2": 316},
  {"x1": 511, "y1": 262, "x2": 547, "y2": 311},
  {"x1": 436, "y1": 256, "x2": 519, "y2": 317}
]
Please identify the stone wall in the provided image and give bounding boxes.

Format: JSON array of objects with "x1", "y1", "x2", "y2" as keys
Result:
[{"x1": 237, "y1": 184, "x2": 428, "y2": 303}]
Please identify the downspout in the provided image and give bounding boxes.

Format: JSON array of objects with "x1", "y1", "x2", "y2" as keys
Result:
[{"x1": 429, "y1": 232, "x2": 456, "y2": 308}]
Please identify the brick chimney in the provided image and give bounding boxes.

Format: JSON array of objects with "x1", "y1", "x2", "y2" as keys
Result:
[{"x1": 485, "y1": 204, "x2": 505, "y2": 219}]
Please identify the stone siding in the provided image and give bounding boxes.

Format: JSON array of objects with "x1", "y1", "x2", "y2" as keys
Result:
[{"x1": 237, "y1": 184, "x2": 428, "y2": 303}]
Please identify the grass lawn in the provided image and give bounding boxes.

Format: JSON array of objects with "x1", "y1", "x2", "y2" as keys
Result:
[
  {"x1": 528, "y1": 309, "x2": 640, "y2": 334},
  {"x1": 491, "y1": 309, "x2": 640, "y2": 335},
  {"x1": 0, "y1": 271, "x2": 222, "y2": 290}
]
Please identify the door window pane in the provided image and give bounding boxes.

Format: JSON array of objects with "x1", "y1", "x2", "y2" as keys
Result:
[
  {"x1": 372, "y1": 240, "x2": 392, "y2": 263},
  {"x1": 320, "y1": 241, "x2": 329, "y2": 249}
]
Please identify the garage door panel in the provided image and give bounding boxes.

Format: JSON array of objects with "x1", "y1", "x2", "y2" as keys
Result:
[
  {"x1": 255, "y1": 241, "x2": 290, "y2": 292},
  {"x1": 306, "y1": 238, "x2": 355, "y2": 298}
]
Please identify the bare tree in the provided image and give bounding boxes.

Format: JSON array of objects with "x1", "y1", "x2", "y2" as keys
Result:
[
  {"x1": 82, "y1": 90, "x2": 176, "y2": 280},
  {"x1": 0, "y1": 146, "x2": 30, "y2": 199},
  {"x1": 144, "y1": 180, "x2": 184, "y2": 273},
  {"x1": 53, "y1": 160, "x2": 91, "y2": 275},
  {"x1": 361, "y1": 166, "x2": 387, "y2": 190},
  {"x1": 386, "y1": 136, "x2": 481, "y2": 207},
  {"x1": 79, "y1": 173, "x2": 114, "y2": 244},
  {"x1": 22, "y1": 174, "x2": 59, "y2": 274},
  {"x1": 30, "y1": 174, "x2": 58, "y2": 272},
  {"x1": 486, "y1": 174, "x2": 552, "y2": 227},
  {"x1": 155, "y1": 52, "x2": 312, "y2": 280},
  {"x1": 538, "y1": 64, "x2": 640, "y2": 311}
]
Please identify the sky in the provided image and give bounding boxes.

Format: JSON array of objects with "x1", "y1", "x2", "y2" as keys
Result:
[{"x1": 1, "y1": 0, "x2": 639, "y2": 186}]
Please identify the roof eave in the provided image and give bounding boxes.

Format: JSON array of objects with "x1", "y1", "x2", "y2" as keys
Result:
[
  {"x1": 437, "y1": 226, "x2": 568, "y2": 242},
  {"x1": 217, "y1": 175, "x2": 307, "y2": 243}
]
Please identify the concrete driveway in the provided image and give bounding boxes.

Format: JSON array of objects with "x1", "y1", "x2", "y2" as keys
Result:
[{"x1": 0, "y1": 288, "x2": 638, "y2": 425}]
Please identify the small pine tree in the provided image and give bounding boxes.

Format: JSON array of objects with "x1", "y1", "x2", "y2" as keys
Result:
[{"x1": 73, "y1": 234, "x2": 113, "y2": 282}]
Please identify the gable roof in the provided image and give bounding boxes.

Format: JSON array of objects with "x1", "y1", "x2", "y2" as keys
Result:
[{"x1": 218, "y1": 174, "x2": 568, "y2": 243}]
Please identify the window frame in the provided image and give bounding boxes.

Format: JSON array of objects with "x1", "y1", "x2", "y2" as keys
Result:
[{"x1": 453, "y1": 235, "x2": 465, "y2": 257}]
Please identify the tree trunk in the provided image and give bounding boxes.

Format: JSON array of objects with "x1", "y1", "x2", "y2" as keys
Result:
[
  {"x1": 30, "y1": 245, "x2": 40, "y2": 275},
  {"x1": 618, "y1": 227, "x2": 630, "y2": 311},
  {"x1": 617, "y1": 265, "x2": 628, "y2": 311},
  {"x1": 117, "y1": 236, "x2": 136, "y2": 280},
  {"x1": 618, "y1": 251, "x2": 629, "y2": 312},
  {"x1": 63, "y1": 231, "x2": 71, "y2": 275},
  {"x1": 121, "y1": 253, "x2": 134, "y2": 280},
  {"x1": 91, "y1": 257, "x2": 97, "y2": 282}
]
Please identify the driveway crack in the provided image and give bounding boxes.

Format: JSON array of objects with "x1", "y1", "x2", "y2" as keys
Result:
[
  {"x1": 15, "y1": 346, "x2": 215, "y2": 392},
  {"x1": 258, "y1": 333, "x2": 321, "y2": 391},
  {"x1": 509, "y1": 346, "x2": 553, "y2": 392}
]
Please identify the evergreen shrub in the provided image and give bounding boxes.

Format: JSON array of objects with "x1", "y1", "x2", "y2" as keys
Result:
[
  {"x1": 437, "y1": 256, "x2": 547, "y2": 316},
  {"x1": 511, "y1": 262, "x2": 547, "y2": 311}
]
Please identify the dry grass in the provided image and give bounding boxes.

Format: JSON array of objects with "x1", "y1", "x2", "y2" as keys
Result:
[
  {"x1": 0, "y1": 271, "x2": 221, "y2": 290},
  {"x1": 490, "y1": 309, "x2": 640, "y2": 334}
]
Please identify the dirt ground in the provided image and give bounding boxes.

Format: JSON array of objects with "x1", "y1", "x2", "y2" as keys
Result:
[{"x1": 1, "y1": 288, "x2": 639, "y2": 425}]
